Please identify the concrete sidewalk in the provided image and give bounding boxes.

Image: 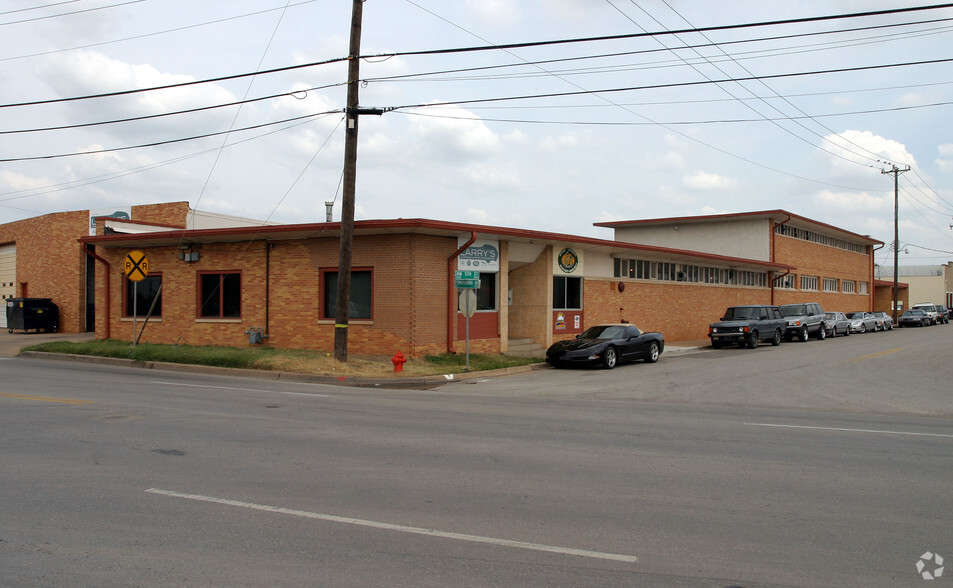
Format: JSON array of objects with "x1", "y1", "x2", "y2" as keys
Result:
[{"x1": 0, "y1": 330, "x2": 95, "y2": 357}]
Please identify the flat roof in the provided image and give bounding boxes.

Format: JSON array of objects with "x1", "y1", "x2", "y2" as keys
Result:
[
  {"x1": 594, "y1": 210, "x2": 884, "y2": 247},
  {"x1": 80, "y1": 217, "x2": 793, "y2": 273}
]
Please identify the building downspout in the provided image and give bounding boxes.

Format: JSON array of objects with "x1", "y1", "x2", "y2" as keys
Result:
[
  {"x1": 265, "y1": 242, "x2": 271, "y2": 338},
  {"x1": 81, "y1": 243, "x2": 110, "y2": 340},
  {"x1": 872, "y1": 243, "x2": 884, "y2": 312},
  {"x1": 447, "y1": 231, "x2": 477, "y2": 353},
  {"x1": 770, "y1": 213, "x2": 791, "y2": 305}
]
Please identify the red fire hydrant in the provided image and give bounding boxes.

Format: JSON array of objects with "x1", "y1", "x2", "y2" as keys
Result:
[{"x1": 391, "y1": 351, "x2": 406, "y2": 373}]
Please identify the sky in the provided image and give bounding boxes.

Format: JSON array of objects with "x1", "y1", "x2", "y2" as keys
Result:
[{"x1": 1, "y1": 0, "x2": 952, "y2": 270}]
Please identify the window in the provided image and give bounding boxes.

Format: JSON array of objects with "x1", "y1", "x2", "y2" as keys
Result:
[
  {"x1": 323, "y1": 269, "x2": 372, "y2": 320},
  {"x1": 199, "y1": 272, "x2": 241, "y2": 318},
  {"x1": 125, "y1": 275, "x2": 161, "y2": 317},
  {"x1": 801, "y1": 275, "x2": 819, "y2": 291},
  {"x1": 823, "y1": 278, "x2": 839, "y2": 292},
  {"x1": 775, "y1": 274, "x2": 795, "y2": 289},
  {"x1": 842, "y1": 280, "x2": 855, "y2": 294},
  {"x1": 476, "y1": 272, "x2": 497, "y2": 311},
  {"x1": 859, "y1": 281, "x2": 868, "y2": 295},
  {"x1": 553, "y1": 276, "x2": 582, "y2": 310}
]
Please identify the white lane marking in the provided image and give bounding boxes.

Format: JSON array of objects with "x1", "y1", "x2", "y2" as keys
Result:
[
  {"x1": 745, "y1": 423, "x2": 953, "y2": 438},
  {"x1": 145, "y1": 488, "x2": 638, "y2": 563},
  {"x1": 151, "y1": 381, "x2": 329, "y2": 398}
]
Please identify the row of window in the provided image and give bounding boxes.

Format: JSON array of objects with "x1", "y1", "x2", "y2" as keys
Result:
[
  {"x1": 125, "y1": 270, "x2": 500, "y2": 320},
  {"x1": 774, "y1": 274, "x2": 868, "y2": 294},
  {"x1": 613, "y1": 258, "x2": 768, "y2": 287},
  {"x1": 775, "y1": 224, "x2": 867, "y2": 254}
]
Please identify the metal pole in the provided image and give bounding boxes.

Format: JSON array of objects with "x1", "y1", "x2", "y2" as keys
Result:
[{"x1": 133, "y1": 281, "x2": 137, "y2": 347}]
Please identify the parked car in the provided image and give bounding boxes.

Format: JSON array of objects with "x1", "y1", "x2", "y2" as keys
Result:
[
  {"x1": 823, "y1": 312, "x2": 852, "y2": 337},
  {"x1": 846, "y1": 311, "x2": 877, "y2": 333},
  {"x1": 938, "y1": 305, "x2": 952, "y2": 322},
  {"x1": 870, "y1": 311, "x2": 894, "y2": 331},
  {"x1": 708, "y1": 305, "x2": 786, "y2": 349},
  {"x1": 779, "y1": 302, "x2": 826, "y2": 341},
  {"x1": 911, "y1": 302, "x2": 943, "y2": 325},
  {"x1": 898, "y1": 309, "x2": 931, "y2": 327},
  {"x1": 546, "y1": 323, "x2": 663, "y2": 369}
]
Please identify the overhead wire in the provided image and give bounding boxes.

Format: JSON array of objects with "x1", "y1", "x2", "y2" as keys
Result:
[{"x1": 0, "y1": 0, "x2": 145, "y2": 27}]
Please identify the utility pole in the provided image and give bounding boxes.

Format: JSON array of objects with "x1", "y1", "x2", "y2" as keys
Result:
[
  {"x1": 883, "y1": 163, "x2": 910, "y2": 323},
  {"x1": 333, "y1": 0, "x2": 365, "y2": 362}
]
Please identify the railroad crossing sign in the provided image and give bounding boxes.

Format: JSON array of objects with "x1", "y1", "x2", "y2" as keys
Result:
[{"x1": 124, "y1": 250, "x2": 149, "y2": 282}]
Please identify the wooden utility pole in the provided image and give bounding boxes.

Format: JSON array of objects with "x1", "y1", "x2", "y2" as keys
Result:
[
  {"x1": 333, "y1": 0, "x2": 365, "y2": 362},
  {"x1": 883, "y1": 163, "x2": 910, "y2": 322}
]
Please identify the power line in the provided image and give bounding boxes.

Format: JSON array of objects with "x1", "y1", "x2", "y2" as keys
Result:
[
  {"x1": 0, "y1": 111, "x2": 341, "y2": 163},
  {"x1": 5, "y1": 4, "x2": 952, "y2": 110},
  {"x1": 0, "y1": 0, "x2": 145, "y2": 27},
  {"x1": 0, "y1": 0, "x2": 320, "y2": 64},
  {"x1": 359, "y1": 18, "x2": 953, "y2": 85},
  {"x1": 391, "y1": 3, "x2": 953, "y2": 58},
  {"x1": 388, "y1": 58, "x2": 953, "y2": 112},
  {"x1": 0, "y1": 83, "x2": 344, "y2": 135}
]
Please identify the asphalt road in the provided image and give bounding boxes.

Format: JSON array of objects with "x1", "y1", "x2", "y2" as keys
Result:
[{"x1": 1, "y1": 324, "x2": 951, "y2": 587}]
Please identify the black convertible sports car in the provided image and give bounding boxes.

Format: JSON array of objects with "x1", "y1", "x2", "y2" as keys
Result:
[{"x1": 545, "y1": 323, "x2": 664, "y2": 369}]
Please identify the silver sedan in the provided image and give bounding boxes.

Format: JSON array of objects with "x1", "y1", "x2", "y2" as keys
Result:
[
  {"x1": 846, "y1": 311, "x2": 878, "y2": 333},
  {"x1": 824, "y1": 311, "x2": 852, "y2": 337}
]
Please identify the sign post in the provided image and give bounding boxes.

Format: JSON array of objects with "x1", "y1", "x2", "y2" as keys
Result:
[
  {"x1": 124, "y1": 250, "x2": 149, "y2": 346},
  {"x1": 455, "y1": 271, "x2": 480, "y2": 371}
]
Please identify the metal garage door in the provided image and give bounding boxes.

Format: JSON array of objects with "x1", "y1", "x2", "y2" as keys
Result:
[{"x1": 0, "y1": 244, "x2": 15, "y2": 329}]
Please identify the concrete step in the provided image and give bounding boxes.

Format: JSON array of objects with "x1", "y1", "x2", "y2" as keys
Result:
[{"x1": 505, "y1": 338, "x2": 546, "y2": 358}]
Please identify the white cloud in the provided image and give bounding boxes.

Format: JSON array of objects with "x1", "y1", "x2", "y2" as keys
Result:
[
  {"x1": 821, "y1": 130, "x2": 916, "y2": 169},
  {"x1": 466, "y1": 0, "x2": 521, "y2": 22},
  {"x1": 408, "y1": 104, "x2": 501, "y2": 158},
  {"x1": 682, "y1": 171, "x2": 737, "y2": 191},
  {"x1": 539, "y1": 132, "x2": 579, "y2": 152},
  {"x1": 937, "y1": 144, "x2": 953, "y2": 173}
]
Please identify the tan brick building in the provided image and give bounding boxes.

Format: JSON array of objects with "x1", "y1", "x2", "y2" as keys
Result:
[{"x1": 5, "y1": 206, "x2": 894, "y2": 355}]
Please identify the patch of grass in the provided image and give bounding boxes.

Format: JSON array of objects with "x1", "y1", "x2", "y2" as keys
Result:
[{"x1": 22, "y1": 340, "x2": 543, "y2": 378}]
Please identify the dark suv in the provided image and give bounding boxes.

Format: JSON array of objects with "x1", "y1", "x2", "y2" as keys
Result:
[
  {"x1": 779, "y1": 302, "x2": 827, "y2": 341},
  {"x1": 709, "y1": 305, "x2": 786, "y2": 349}
]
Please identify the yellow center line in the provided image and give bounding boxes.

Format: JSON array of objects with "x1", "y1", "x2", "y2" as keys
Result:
[
  {"x1": 0, "y1": 392, "x2": 95, "y2": 405},
  {"x1": 850, "y1": 348, "x2": 904, "y2": 362}
]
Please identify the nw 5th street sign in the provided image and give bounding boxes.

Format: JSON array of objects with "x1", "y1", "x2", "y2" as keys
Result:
[{"x1": 454, "y1": 270, "x2": 480, "y2": 289}]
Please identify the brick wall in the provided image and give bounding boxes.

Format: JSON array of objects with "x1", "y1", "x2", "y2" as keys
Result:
[
  {"x1": 94, "y1": 233, "x2": 462, "y2": 357},
  {"x1": 0, "y1": 210, "x2": 90, "y2": 333},
  {"x1": 584, "y1": 278, "x2": 767, "y2": 341},
  {"x1": 131, "y1": 202, "x2": 190, "y2": 228},
  {"x1": 773, "y1": 233, "x2": 873, "y2": 313}
]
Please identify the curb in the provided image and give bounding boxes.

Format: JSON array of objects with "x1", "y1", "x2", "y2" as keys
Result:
[{"x1": 16, "y1": 350, "x2": 549, "y2": 390}]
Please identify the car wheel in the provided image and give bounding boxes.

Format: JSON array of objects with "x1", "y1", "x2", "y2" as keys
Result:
[
  {"x1": 602, "y1": 346, "x2": 617, "y2": 369},
  {"x1": 771, "y1": 329, "x2": 782, "y2": 346},
  {"x1": 711, "y1": 341, "x2": 724, "y2": 349},
  {"x1": 645, "y1": 342, "x2": 660, "y2": 363},
  {"x1": 844, "y1": 325, "x2": 850, "y2": 336},
  {"x1": 816, "y1": 324, "x2": 826, "y2": 340},
  {"x1": 860, "y1": 324, "x2": 867, "y2": 333},
  {"x1": 798, "y1": 325, "x2": 809, "y2": 342},
  {"x1": 746, "y1": 331, "x2": 759, "y2": 349}
]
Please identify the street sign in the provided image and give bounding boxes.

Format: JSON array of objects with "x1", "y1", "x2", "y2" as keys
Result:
[
  {"x1": 459, "y1": 289, "x2": 477, "y2": 318},
  {"x1": 454, "y1": 270, "x2": 480, "y2": 288},
  {"x1": 124, "y1": 250, "x2": 149, "y2": 282}
]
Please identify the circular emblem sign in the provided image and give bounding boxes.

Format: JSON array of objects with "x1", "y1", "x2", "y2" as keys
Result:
[{"x1": 558, "y1": 248, "x2": 578, "y2": 273}]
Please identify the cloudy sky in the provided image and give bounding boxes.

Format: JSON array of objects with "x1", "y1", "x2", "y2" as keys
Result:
[{"x1": 2, "y1": 0, "x2": 952, "y2": 268}]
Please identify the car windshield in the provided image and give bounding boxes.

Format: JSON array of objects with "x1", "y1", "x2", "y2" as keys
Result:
[
  {"x1": 824, "y1": 312, "x2": 836, "y2": 319},
  {"x1": 580, "y1": 325, "x2": 625, "y2": 339},
  {"x1": 902, "y1": 310, "x2": 923, "y2": 316},
  {"x1": 779, "y1": 305, "x2": 806, "y2": 316},
  {"x1": 846, "y1": 312, "x2": 865, "y2": 318},
  {"x1": 724, "y1": 307, "x2": 757, "y2": 320}
]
